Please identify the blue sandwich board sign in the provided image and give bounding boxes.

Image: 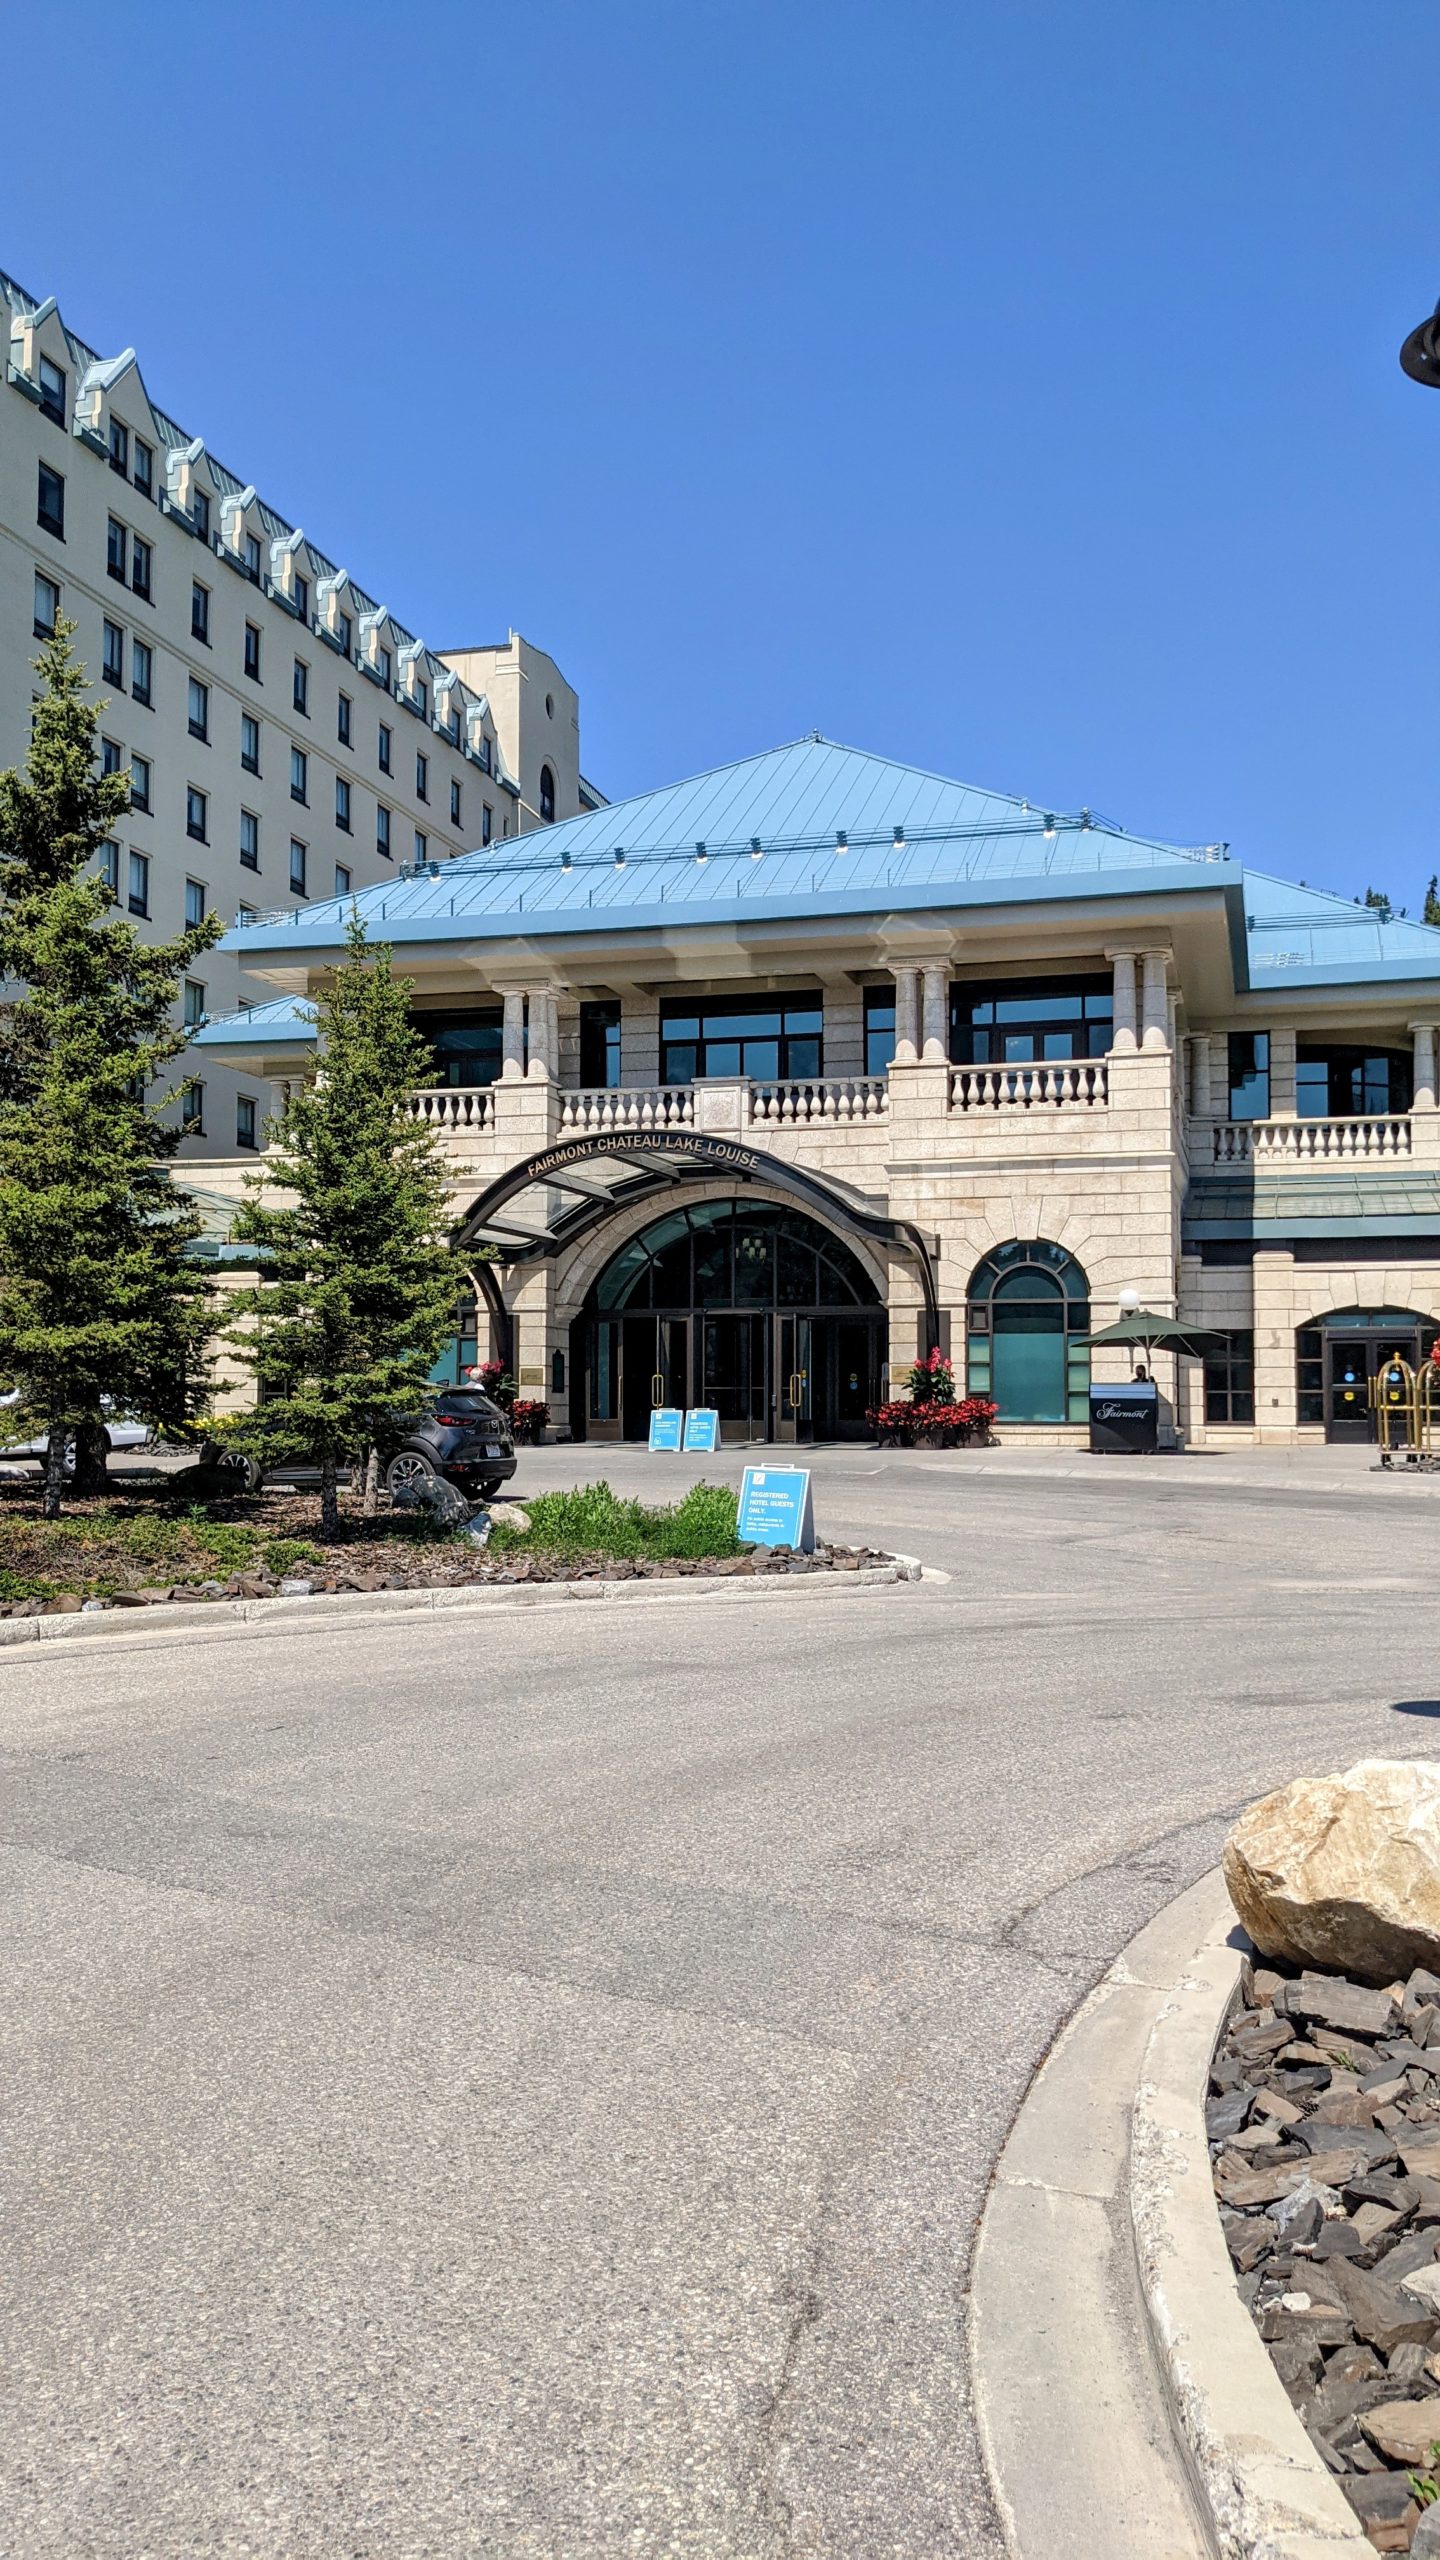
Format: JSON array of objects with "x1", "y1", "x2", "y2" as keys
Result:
[
  {"x1": 682, "y1": 1407, "x2": 720, "y2": 1453},
  {"x1": 736, "y1": 1464, "x2": 815, "y2": 1552},
  {"x1": 648, "y1": 1407, "x2": 684, "y2": 1452}
]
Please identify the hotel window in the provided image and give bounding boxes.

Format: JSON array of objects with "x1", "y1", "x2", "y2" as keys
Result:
[
  {"x1": 1203, "y1": 1331, "x2": 1255, "y2": 1427},
  {"x1": 99, "y1": 839, "x2": 120, "y2": 896},
  {"x1": 34, "y1": 573, "x2": 60, "y2": 639},
  {"x1": 131, "y1": 637, "x2": 153, "y2": 707},
  {"x1": 127, "y1": 849, "x2": 149, "y2": 917},
  {"x1": 240, "y1": 712, "x2": 261, "y2": 775},
  {"x1": 243, "y1": 620, "x2": 262, "y2": 682},
  {"x1": 445, "y1": 701, "x2": 461, "y2": 744},
  {"x1": 101, "y1": 736, "x2": 124, "y2": 781},
  {"x1": 107, "y1": 516, "x2": 128, "y2": 582},
  {"x1": 335, "y1": 776, "x2": 351, "y2": 831},
  {"x1": 336, "y1": 610, "x2": 353, "y2": 655},
  {"x1": 130, "y1": 753, "x2": 151, "y2": 812},
  {"x1": 184, "y1": 877, "x2": 206, "y2": 930},
  {"x1": 1296, "y1": 1326, "x2": 1326, "y2": 1427},
  {"x1": 294, "y1": 572, "x2": 310, "y2": 623},
  {"x1": 863, "y1": 989, "x2": 896, "y2": 1076},
  {"x1": 414, "y1": 829, "x2": 428, "y2": 864},
  {"x1": 540, "y1": 763, "x2": 556, "y2": 824},
  {"x1": 108, "y1": 418, "x2": 129, "y2": 477},
  {"x1": 481, "y1": 803, "x2": 492, "y2": 846},
  {"x1": 290, "y1": 746, "x2": 308, "y2": 804},
  {"x1": 181, "y1": 1080, "x2": 204, "y2": 1135},
  {"x1": 133, "y1": 438, "x2": 153, "y2": 499},
  {"x1": 243, "y1": 530, "x2": 262, "y2": 583},
  {"x1": 477, "y1": 735, "x2": 492, "y2": 774},
  {"x1": 131, "y1": 535, "x2": 151, "y2": 602},
  {"x1": 37, "y1": 355, "x2": 66, "y2": 424},
  {"x1": 337, "y1": 692, "x2": 352, "y2": 747},
  {"x1": 376, "y1": 803, "x2": 391, "y2": 858},
  {"x1": 416, "y1": 750, "x2": 429, "y2": 802},
  {"x1": 240, "y1": 809, "x2": 260, "y2": 871},
  {"x1": 37, "y1": 462, "x2": 65, "y2": 539},
  {"x1": 292, "y1": 657, "x2": 309, "y2": 716},
  {"x1": 950, "y1": 975, "x2": 1113, "y2": 1066},
  {"x1": 377, "y1": 644, "x2": 392, "y2": 688},
  {"x1": 1228, "y1": 1031, "x2": 1270, "y2": 1121},
  {"x1": 236, "y1": 1094, "x2": 258, "y2": 1151},
  {"x1": 1295, "y1": 1041, "x2": 1413, "y2": 1119},
  {"x1": 186, "y1": 787, "x2": 207, "y2": 842},
  {"x1": 191, "y1": 580, "x2": 210, "y2": 644},
  {"x1": 187, "y1": 676, "x2": 209, "y2": 742},
  {"x1": 182, "y1": 979, "x2": 206, "y2": 1030},
  {"x1": 289, "y1": 838, "x2": 307, "y2": 895},
  {"x1": 450, "y1": 777, "x2": 462, "y2": 826},
  {"x1": 580, "y1": 1000, "x2": 622, "y2": 1089},
  {"x1": 334, "y1": 862, "x2": 351, "y2": 898},
  {"x1": 660, "y1": 993, "x2": 823, "y2": 1084},
  {"x1": 102, "y1": 619, "x2": 125, "y2": 684},
  {"x1": 194, "y1": 489, "x2": 211, "y2": 544},
  {"x1": 378, "y1": 721, "x2": 392, "y2": 774}
]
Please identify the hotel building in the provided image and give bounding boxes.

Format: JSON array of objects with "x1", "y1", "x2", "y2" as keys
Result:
[
  {"x1": 190, "y1": 732, "x2": 1440, "y2": 1448},
  {"x1": 0, "y1": 269, "x2": 595, "y2": 1157}
]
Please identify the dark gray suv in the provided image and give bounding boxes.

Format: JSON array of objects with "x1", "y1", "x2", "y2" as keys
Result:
[{"x1": 382, "y1": 1390, "x2": 517, "y2": 1502}]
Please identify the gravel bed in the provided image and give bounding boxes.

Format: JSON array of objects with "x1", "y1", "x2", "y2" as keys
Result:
[{"x1": 1213, "y1": 1951, "x2": 1440, "y2": 2550}]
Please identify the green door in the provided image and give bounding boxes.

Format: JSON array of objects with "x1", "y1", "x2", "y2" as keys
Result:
[{"x1": 990, "y1": 1274, "x2": 1066, "y2": 1422}]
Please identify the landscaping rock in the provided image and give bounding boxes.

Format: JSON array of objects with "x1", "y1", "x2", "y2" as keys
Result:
[
  {"x1": 1359, "y1": 2398, "x2": 1440, "y2": 2465},
  {"x1": 1413, "y1": 2503, "x2": 1440, "y2": 2555},
  {"x1": 1278, "y1": 1973, "x2": 1400, "y2": 2038},
  {"x1": 1224, "y1": 1760, "x2": 1440, "y2": 1985}
]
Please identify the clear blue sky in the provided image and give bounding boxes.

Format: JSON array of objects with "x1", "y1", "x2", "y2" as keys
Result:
[{"x1": 4, "y1": 1, "x2": 1440, "y2": 903}]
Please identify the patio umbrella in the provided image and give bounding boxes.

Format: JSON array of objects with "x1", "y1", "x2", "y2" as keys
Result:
[{"x1": 1086, "y1": 1312, "x2": 1230, "y2": 1361}]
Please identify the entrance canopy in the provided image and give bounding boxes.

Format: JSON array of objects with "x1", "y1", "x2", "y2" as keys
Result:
[{"x1": 453, "y1": 1129, "x2": 938, "y2": 1324}]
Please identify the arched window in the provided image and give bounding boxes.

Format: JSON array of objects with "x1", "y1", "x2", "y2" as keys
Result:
[
  {"x1": 539, "y1": 763, "x2": 556, "y2": 824},
  {"x1": 967, "y1": 1241, "x2": 1090, "y2": 1423}
]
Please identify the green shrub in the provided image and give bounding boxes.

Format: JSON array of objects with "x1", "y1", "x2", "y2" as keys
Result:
[
  {"x1": 487, "y1": 1479, "x2": 741, "y2": 1562},
  {"x1": 260, "y1": 1537, "x2": 325, "y2": 1574}
]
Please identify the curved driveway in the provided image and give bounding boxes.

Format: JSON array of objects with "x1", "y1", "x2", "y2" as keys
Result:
[{"x1": 4, "y1": 1443, "x2": 1440, "y2": 2558}]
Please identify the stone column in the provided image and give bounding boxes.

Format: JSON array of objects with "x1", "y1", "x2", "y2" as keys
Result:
[
  {"x1": 1140, "y1": 948, "x2": 1170, "y2": 1051},
  {"x1": 526, "y1": 988, "x2": 556, "y2": 1082},
  {"x1": 1413, "y1": 1021, "x2": 1438, "y2": 1113},
  {"x1": 501, "y1": 989, "x2": 526, "y2": 1080},
  {"x1": 1107, "y1": 950, "x2": 1138, "y2": 1053},
  {"x1": 1188, "y1": 1032, "x2": 1213, "y2": 1118},
  {"x1": 892, "y1": 966, "x2": 921, "y2": 1066},
  {"x1": 1268, "y1": 1026, "x2": 1297, "y2": 1120},
  {"x1": 921, "y1": 963, "x2": 948, "y2": 1065}
]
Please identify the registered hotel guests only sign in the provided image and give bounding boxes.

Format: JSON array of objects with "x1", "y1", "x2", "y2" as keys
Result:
[
  {"x1": 648, "y1": 1408, "x2": 684, "y2": 1452},
  {"x1": 736, "y1": 1466, "x2": 815, "y2": 1553}
]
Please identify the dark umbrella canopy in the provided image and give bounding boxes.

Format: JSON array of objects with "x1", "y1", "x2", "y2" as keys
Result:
[{"x1": 1087, "y1": 1313, "x2": 1229, "y2": 1360}]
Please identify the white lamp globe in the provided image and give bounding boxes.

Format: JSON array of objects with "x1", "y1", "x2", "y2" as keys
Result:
[{"x1": 1118, "y1": 1287, "x2": 1142, "y2": 1314}]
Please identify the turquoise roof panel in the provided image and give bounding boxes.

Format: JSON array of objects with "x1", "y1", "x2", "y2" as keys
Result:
[
  {"x1": 1242, "y1": 872, "x2": 1440, "y2": 987},
  {"x1": 191, "y1": 996, "x2": 316, "y2": 1050}
]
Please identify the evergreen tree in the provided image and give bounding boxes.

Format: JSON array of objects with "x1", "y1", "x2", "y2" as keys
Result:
[
  {"x1": 1426, "y1": 876, "x2": 1440, "y2": 929},
  {"x1": 1361, "y1": 886, "x2": 1395, "y2": 923},
  {"x1": 0, "y1": 621, "x2": 222, "y2": 1518},
  {"x1": 226, "y1": 914, "x2": 457, "y2": 1539}
]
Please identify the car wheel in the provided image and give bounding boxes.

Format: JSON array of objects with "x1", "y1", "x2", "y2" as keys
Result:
[
  {"x1": 216, "y1": 1452, "x2": 263, "y2": 1496},
  {"x1": 386, "y1": 1450, "x2": 439, "y2": 1498},
  {"x1": 474, "y1": 1478, "x2": 503, "y2": 1501}
]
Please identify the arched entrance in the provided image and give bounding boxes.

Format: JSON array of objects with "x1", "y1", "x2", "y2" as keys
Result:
[
  {"x1": 1296, "y1": 1306, "x2": 1440, "y2": 1441},
  {"x1": 576, "y1": 1197, "x2": 885, "y2": 1442},
  {"x1": 966, "y1": 1242, "x2": 1091, "y2": 1424}
]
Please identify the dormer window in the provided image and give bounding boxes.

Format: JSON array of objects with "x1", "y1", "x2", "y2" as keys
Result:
[
  {"x1": 37, "y1": 355, "x2": 66, "y2": 425},
  {"x1": 243, "y1": 531, "x2": 262, "y2": 583},
  {"x1": 294, "y1": 572, "x2": 310, "y2": 623},
  {"x1": 194, "y1": 490, "x2": 211, "y2": 544},
  {"x1": 133, "y1": 439, "x2": 153, "y2": 499},
  {"x1": 337, "y1": 610, "x2": 352, "y2": 654},
  {"x1": 108, "y1": 418, "x2": 129, "y2": 477},
  {"x1": 378, "y1": 646, "x2": 392, "y2": 687}
]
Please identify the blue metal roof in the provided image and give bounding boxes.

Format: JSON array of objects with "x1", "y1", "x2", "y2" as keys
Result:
[
  {"x1": 1242, "y1": 872, "x2": 1440, "y2": 987},
  {"x1": 221, "y1": 735, "x2": 1236, "y2": 960},
  {"x1": 192, "y1": 996, "x2": 316, "y2": 1051}
]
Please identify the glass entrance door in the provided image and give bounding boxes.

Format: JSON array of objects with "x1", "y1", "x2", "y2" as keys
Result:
[
  {"x1": 775, "y1": 1315, "x2": 813, "y2": 1442},
  {"x1": 701, "y1": 1314, "x2": 767, "y2": 1439},
  {"x1": 619, "y1": 1315, "x2": 688, "y2": 1439},
  {"x1": 1327, "y1": 1333, "x2": 1417, "y2": 1443}
]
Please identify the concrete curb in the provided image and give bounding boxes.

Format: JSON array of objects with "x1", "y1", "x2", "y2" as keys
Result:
[
  {"x1": 0, "y1": 1552, "x2": 929, "y2": 1660},
  {"x1": 971, "y1": 1867, "x2": 1367, "y2": 2560}
]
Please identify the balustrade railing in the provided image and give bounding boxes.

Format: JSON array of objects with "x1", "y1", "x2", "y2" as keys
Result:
[
  {"x1": 1211, "y1": 1115, "x2": 1413, "y2": 1164},
  {"x1": 404, "y1": 1087, "x2": 496, "y2": 1132},
  {"x1": 558, "y1": 1084, "x2": 696, "y2": 1132},
  {"x1": 950, "y1": 1062, "x2": 1109, "y2": 1111},
  {"x1": 750, "y1": 1077, "x2": 888, "y2": 1124}
]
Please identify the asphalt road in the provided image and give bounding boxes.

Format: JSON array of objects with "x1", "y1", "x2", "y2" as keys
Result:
[{"x1": 5, "y1": 1443, "x2": 1440, "y2": 2559}]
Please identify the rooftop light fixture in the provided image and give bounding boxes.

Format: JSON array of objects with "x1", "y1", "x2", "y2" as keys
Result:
[
  {"x1": 561, "y1": 848, "x2": 572, "y2": 870},
  {"x1": 893, "y1": 823, "x2": 906, "y2": 848},
  {"x1": 428, "y1": 863, "x2": 442, "y2": 881},
  {"x1": 695, "y1": 840, "x2": 707, "y2": 863},
  {"x1": 1080, "y1": 808, "x2": 1093, "y2": 830},
  {"x1": 836, "y1": 829, "x2": 848, "y2": 850},
  {"x1": 749, "y1": 837, "x2": 763, "y2": 860},
  {"x1": 613, "y1": 846, "x2": 626, "y2": 869},
  {"x1": 1043, "y1": 814, "x2": 1057, "y2": 840}
]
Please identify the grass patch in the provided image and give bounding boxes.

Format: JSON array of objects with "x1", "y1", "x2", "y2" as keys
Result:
[{"x1": 488, "y1": 1479, "x2": 742, "y2": 1563}]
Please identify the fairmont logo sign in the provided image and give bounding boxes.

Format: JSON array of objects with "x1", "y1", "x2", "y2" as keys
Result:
[{"x1": 528, "y1": 1132, "x2": 758, "y2": 1181}]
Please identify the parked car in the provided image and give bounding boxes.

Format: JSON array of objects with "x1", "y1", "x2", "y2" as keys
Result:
[
  {"x1": 0, "y1": 1392, "x2": 153, "y2": 1466},
  {"x1": 257, "y1": 1392, "x2": 518, "y2": 1503}
]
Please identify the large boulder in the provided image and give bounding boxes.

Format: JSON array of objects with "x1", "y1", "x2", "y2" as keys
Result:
[{"x1": 1224, "y1": 1759, "x2": 1440, "y2": 1986}]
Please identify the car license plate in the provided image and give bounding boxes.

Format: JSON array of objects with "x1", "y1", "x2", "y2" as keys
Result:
[{"x1": 485, "y1": 1442, "x2": 503, "y2": 1456}]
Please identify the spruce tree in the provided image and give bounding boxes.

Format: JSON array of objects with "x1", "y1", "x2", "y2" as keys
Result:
[
  {"x1": 1426, "y1": 876, "x2": 1440, "y2": 929},
  {"x1": 226, "y1": 914, "x2": 457, "y2": 1540},
  {"x1": 0, "y1": 621, "x2": 223, "y2": 1517}
]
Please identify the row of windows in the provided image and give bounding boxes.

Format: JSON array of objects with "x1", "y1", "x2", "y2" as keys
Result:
[
  {"x1": 99, "y1": 833, "x2": 353, "y2": 917},
  {"x1": 33, "y1": 445, "x2": 498, "y2": 775},
  {"x1": 1225, "y1": 1032, "x2": 1414, "y2": 1121},
  {"x1": 96, "y1": 728, "x2": 468, "y2": 875},
  {"x1": 176, "y1": 1081, "x2": 258, "y2": 1149}
]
